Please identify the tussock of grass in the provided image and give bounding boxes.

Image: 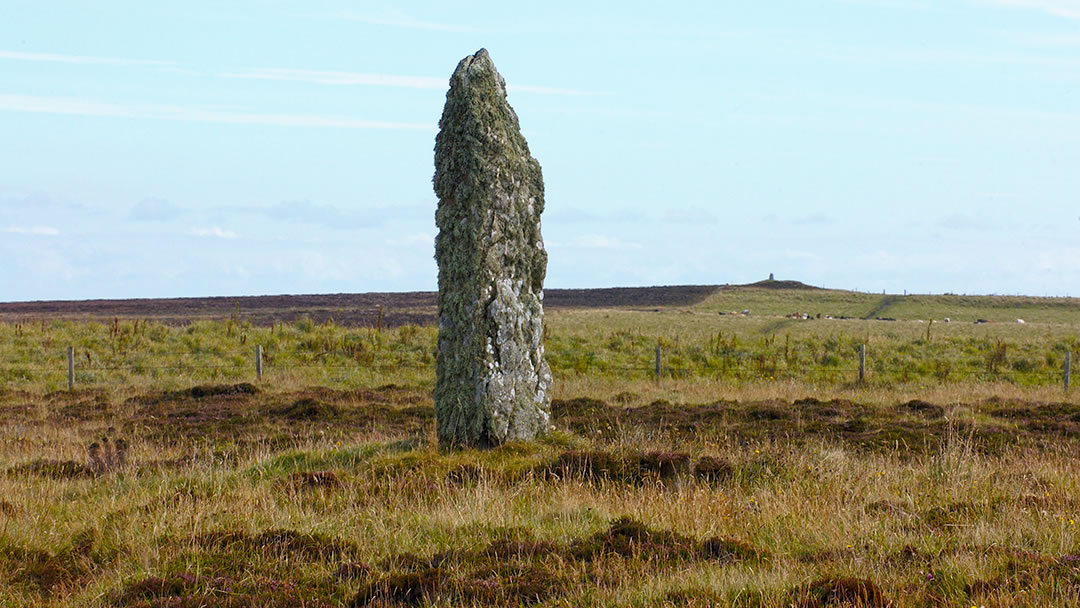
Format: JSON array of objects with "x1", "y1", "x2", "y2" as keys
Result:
[
  {"x1": 2, "y1": 291, "x2": 1080, "y2": 606},
  {"x1": 350, "y1": 516, "x2": 767, "y2": 607},
  {"x1": 3, "y1": 382, "x2": 1080, "y2": 606}
]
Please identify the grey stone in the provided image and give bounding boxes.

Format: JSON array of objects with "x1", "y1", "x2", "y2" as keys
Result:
[{"x1": 433, "y1": 48, "x2": 552, "y2": 448}]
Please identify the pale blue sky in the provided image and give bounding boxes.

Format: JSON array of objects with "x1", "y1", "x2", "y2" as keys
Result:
[{"x1": 2, "y1": 0, "x2": 1078, "y2": 301}]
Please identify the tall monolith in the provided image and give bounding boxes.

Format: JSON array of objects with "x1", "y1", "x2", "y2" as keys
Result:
[{"x1": 433, "y1": 48, "x2": 552, "y2": 448}]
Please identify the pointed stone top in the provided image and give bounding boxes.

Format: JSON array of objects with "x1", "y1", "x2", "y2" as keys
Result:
[
  {"x1": 462, "y1": 47, "x2": 491, "y2": 67},
  {"x1": 449, "y1": 48, "x2": 505, "y2": 98},
  {"x1": 435, "y1": 47, "x2": 532, "y2": 199}
]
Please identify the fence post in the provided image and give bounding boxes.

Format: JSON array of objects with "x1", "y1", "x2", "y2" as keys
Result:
[
  {"x1": 256, "y1": 345, "x2": 263, "y2": 380},
  {"x1": 1066, "y1": 351, "x2": 1072, "y2": 392},
  {"x1": 655, "y1": 346, "x2": 661, "y2": 383},
  {"x1": 67, "y1": 346, "x2": 74, "y2": 391},
  {"x1": 858, "y1": 344, "x2": 866, "y2": 384}
]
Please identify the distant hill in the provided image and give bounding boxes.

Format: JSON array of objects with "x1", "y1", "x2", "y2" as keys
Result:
[
  {"x1": 742, "y1": 279, "x2": 821, "y2": 290},
  {"x1": 0, "y1": 285, "x2": 721, "y2": 328},
  {"x1": 5, "y1": 282, "x2": 1073, "y2": 327}
]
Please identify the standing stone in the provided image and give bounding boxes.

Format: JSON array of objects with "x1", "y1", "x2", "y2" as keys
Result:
[{"x1": 433, "y1": 48, "x2": 552, "y2": 448}]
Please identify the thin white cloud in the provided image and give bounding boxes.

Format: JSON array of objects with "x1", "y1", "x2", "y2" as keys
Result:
[
  {"x1": 222, "y1": 68, "x2": 445, "y2": 89},
  {"x1": 986, "y1": 0, "x2": 1080, "y2": 18},
  {"x1": 662, "y1": 206, "x2": 718, "y2": 224},
  {"x1": 221, "y1": 68, "x2": 602, "y2": 96},
  {"x1": 225, "y1": 200, "x2": 428, "y2": 231},
  {"x1": 338, "y1": 12, "x2": 478, "y2": 32},
  {"x1": 834, "y1": 0, "x2": 936, "y2": 8},
  {"x1": 188, "y1": 227, "x2": 238, "y2": 239},
  {"x1": 130, "y1": 197, "x2": 183, "y2": 221},
  {"x1": 0, "y1": 50, "x2": 178, "y2": 66},
  {"x1": 3, "y1": 226, "x2": 59, "y2": 236},
  {"x1": 821, "y1": 42, "x2": 1080, "y2": 69},
  {"x1": 0, "y1": 93, "x2": 432, "y2": 130},
  {"x1": 1016, "y1": 32, "x2": 1080, "y2": 45},
  {"x1": 262, "y1": 200, "x2": 376, "y2": 228},
  {"x1": 0, "y1": 192, "x2": 62, "y2": 208},
  {"x1": 0, "y1": 94, "x2": 134, "y2": 118}
]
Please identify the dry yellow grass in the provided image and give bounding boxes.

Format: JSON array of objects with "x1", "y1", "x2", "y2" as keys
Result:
[
  {"x1": 2, "y1": 289, "x2": 1079, "y2": 606},
  {"x1": 1, "y1": 379, "x2": 1079, "y2": 606}
]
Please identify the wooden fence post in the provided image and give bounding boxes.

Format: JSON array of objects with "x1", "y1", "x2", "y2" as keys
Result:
[
  {"x1": 1066, "y1": 351, "x2": 1072, "y2": 392},
  {"x1": 655, "y1": 346, "x2": 661, "y2": 383},
  {"x1": 256, "y1": 345, "x2": 263, "y2": 380},
  {"x1": 858, "y1": 344, "x2": 866, "y2": 384},
  {"x1": 67, "y1": 346, "x2": 74, "y2": 391}
]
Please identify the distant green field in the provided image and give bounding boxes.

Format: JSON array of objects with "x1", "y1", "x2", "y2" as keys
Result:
[
  {"x1": 544, "y1": 287, "x2": 1078, "y2": 389},
  {"x1": 699, "y1": 287, "x2": 1080, "y2": 324},
  {"x1": 1, "y1": 287, "x2": 1076, "y2": 393}
]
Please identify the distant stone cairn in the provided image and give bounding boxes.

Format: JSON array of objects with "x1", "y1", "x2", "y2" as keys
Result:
[{"x1": 433, "y1": 49, "x2": 552, "y2": 448}]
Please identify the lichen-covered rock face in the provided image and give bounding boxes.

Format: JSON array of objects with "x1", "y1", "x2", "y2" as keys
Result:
[{"x1": 433, "y1": 48, "x2": 552, "y2": 448}]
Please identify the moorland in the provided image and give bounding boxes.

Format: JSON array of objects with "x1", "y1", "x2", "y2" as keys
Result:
[{"x1": 1, "y1": 283, "x2": 1079, "y2": 607}]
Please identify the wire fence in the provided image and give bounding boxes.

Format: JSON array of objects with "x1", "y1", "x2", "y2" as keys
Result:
[{"x1": 2, "y1": 343, "x2": 1072, "y2": 392}]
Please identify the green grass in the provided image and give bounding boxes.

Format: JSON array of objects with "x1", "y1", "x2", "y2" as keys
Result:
[
  {"x1": 698, "y1": 287, "x2": 1080, "y2": 324},
  {"x1": 1, "y1": 288, "x2": 1077, "y2": 393},
  {"x1": 2, "y1": 287, "x2": 1080, "y2": 606}
]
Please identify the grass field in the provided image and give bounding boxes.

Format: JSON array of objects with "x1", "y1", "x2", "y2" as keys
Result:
[
  {"x1": 2, "y1": 287, "x2": 1077, "y2": 393},
  {"x1": 2, "y1": 287, "x2": 1079, "y2": 606}
]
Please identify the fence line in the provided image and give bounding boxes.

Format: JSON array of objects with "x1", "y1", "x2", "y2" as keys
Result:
[
  {"x1": 1, "y1": 344, "x2": 1075, "y2": 390},
  {"x1": 1067, "y1": 351, "x2": 1072, "y2": 392}
]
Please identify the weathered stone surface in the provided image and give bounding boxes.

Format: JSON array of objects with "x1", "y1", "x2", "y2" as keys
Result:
[{"x1": 433, "y1": 48, "x2": 552, "y2": 448}]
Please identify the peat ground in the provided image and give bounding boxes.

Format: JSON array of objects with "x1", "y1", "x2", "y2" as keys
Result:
[
  {"x1": 5, "y1": 384, "x2": 1077, "y2": 468},
  {"x1": 4, "y1": 384, "x2": 1080, "y2": 606},
  {"x1": 0, "y1": 285, "x2": 720, "y2": 328}
]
